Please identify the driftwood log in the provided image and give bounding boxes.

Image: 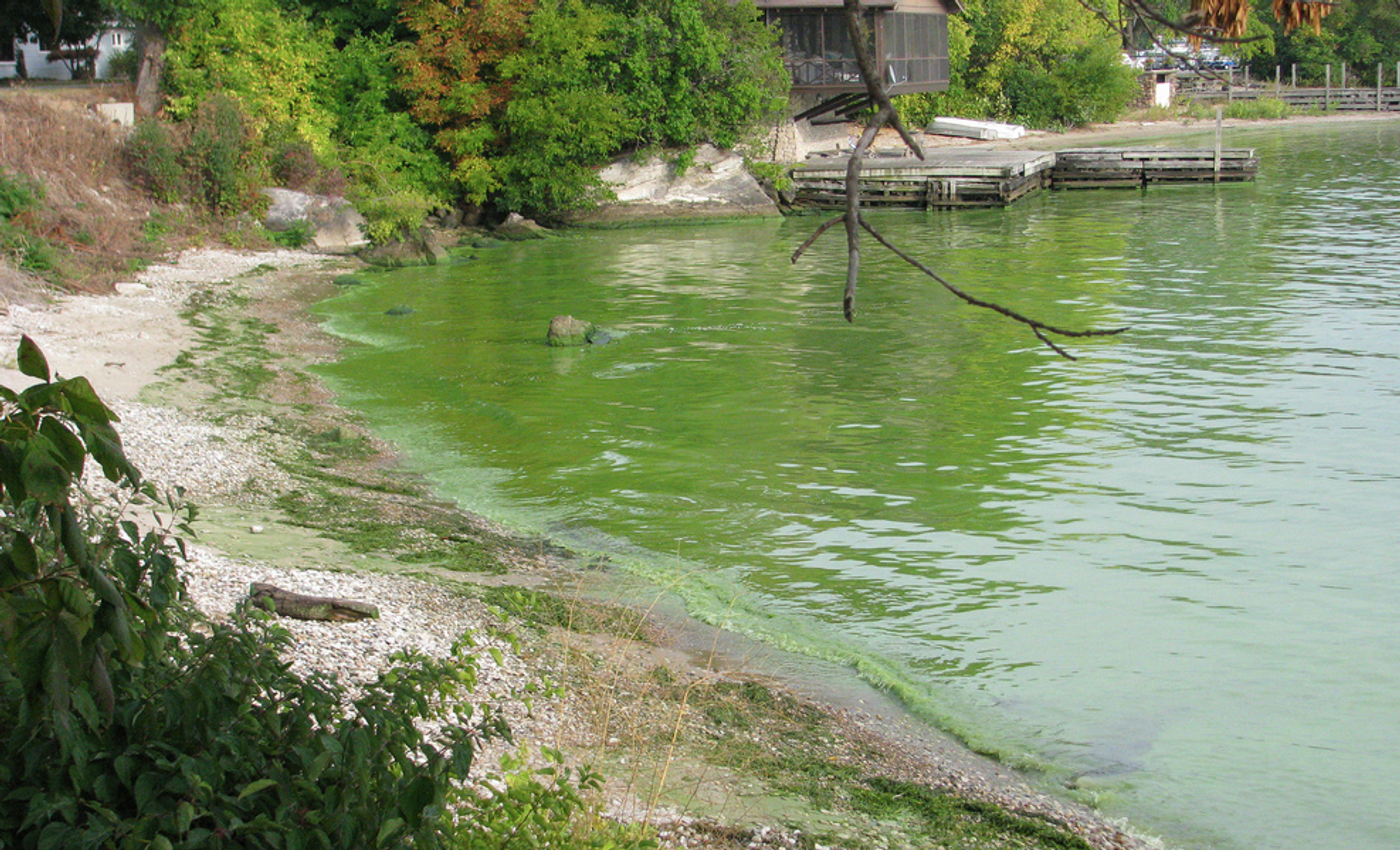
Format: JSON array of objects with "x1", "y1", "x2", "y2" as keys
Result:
[{"x1": 248, "y1": 583, "x2": 380, "y2": 622}]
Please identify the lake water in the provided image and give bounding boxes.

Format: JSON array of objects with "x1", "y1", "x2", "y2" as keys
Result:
[{"x1": 314, "y1": 118, "x2": 1400, "y2": 850}]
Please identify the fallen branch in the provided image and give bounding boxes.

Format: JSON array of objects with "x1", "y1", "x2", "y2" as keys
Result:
[{"x1": 248, "y1": 583, "x2": 380, "y2": 622}]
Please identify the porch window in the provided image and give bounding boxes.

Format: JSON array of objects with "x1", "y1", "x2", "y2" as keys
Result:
[
  {"x1": 769, "y1": 10, "x2": 874, "y2": 88},
  {"x1": 884, "y1": 12, "x2": 949, "y2": 88}
]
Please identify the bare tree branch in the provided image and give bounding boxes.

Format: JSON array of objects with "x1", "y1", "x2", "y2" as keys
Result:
[{"x1": 791, "y1": 0, "x2": 1127, "y2": 358}]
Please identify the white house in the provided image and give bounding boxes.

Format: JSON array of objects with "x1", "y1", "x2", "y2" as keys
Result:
[{"x1": 1, "y1": 25, "x2": 135, "y2": 81}]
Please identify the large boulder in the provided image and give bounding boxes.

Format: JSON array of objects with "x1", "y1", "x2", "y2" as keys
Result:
[
  {"x1": 569, "y1": 145, "x2": 781, "y2": 225},
  {"x1": 262, "y1": 188, "x2": 369, "y2": 254},
  {"x1": 358, "y1": 228, "x2": 449, "y2": 268}
]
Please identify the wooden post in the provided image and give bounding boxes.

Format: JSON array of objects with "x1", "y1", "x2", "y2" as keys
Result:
[
  {"x1": 1379, "y1": 63, "x2": 1384, "y2": 111},
  {"x1": 1342, "y1": 62, "x2": 1347, "y2": 90},
  {"x1": 1214, "y1": 106, "x2": 1223, "y2": 184},
  {"x1": 1292, "y1": 63, "x2": 1297, "y2": 88},
  {"x1": 1326, "y1": 64, "x2": 1332, "y2": 109},
  {"x1": 1276, "y1": 65, "x2": 1282, "y2": 97}
]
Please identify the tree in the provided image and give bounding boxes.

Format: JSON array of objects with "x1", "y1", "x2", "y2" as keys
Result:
[
  {"x1": 105, "y1": 0, "x2": 219, "y2": 117},
  {"x1": 397, "y1": 0, "x2": 537, "y2": 203}
]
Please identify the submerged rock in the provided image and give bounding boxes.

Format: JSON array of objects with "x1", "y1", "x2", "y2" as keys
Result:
[{"x1": 547, "y1": 315, "x2": 593, "y2": 347}]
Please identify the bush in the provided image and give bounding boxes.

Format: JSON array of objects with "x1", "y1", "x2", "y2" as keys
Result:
[
  {"x1": 125, "y1": 120, "x2": 187, "y2": 204},
  {"x1": 0, "y1": 171, "x2": 53, "y2": 272},
  {"x1": 184, "y1": 94, "x2": 264, "y2": 215},
  {"x1": 105, "y1": 47, "x2": 140, "y2": 82},
  {"x1": 0, "y1": 170, "x2": 42, "y2": 220},
  {"x1": 1225, "y1": 97, "x2": 1293, "y2": 119},
  {"x1": 1003, "y1": 41, "x2": 1140, "y2": 128}
]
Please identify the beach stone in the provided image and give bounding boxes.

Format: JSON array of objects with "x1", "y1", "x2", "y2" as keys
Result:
[
  {"x1": 359, "y1": 229, "x2": 447, "y2": 267},
  {"x1": 495, "y1": 212, "x2": 549, "y2": 241},
  {"x1": 547, "y1": 315, "x2": 593, "y2": 347}
]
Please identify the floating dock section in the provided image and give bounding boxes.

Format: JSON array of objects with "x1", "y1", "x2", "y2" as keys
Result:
[{"x1": 790, "y1": 147, "x2": 1258, "y2": 209}]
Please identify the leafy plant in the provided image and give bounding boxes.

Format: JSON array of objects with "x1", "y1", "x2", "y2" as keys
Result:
[
  {"x1": 183, "y1": 94, "x2": 264, "y2": 216},
  {"x1": 0, "y1": 170, "x2": 42, "y2": 220},
  {"x1": 125, "y1": 120, "x2": 187, "y2": 204},
  {"x1": 450, "y1": 747, "x2": 656, "y2": 850}
]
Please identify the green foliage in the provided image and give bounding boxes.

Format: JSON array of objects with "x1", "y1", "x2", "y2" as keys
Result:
[
  {"x1": 0, "y1": 172, "x2": 54, "y2": 273},
  {"x1": 321, "y1": 30, "x2": 450, "y2": 234},
  {"x1": 0, "y1": 335, "x2": 166, "y2": 755},
  {"x1": 397, "y1": 0, "x2": 536, "y2": 203},
  {"x1": 164, "y1": 0, "x2": 335, "y2": 155},
  {"x1": 105, "y1": 46, "x2": 141, "y2": 81},
  {"x1": 183, "y1": 94, "x2": 265, "y2": 216},
  {"x1": 1225, "y1": 97, "x2": 1294, "y2": 119},
  {"x1": 450, "y1": 748, "x2": 656, "y2": 850},
  {"x1": 124, "y1": 120, "x2": 187, "y2": 204},
  {"x1": 916, "y1": 0, "x2": 1135, "y2": 127},
  {"x1": 398, "y1": 0, "x2": 786, "y2": 215},
  {"x1": 0, "y1": 170, "x2": 42, "y2": 220},
  {"x1": 744, "y1": 158, "x2": 793, "y2": 193},
  {"x1": 353, "y1": 185, "x2": 443, "y2": 244},
  {"x1": 265, "y1": 220, "x2": 313, "y2": 248},
  {"x1": 1003, "y1": 40, "x2": 1141, "y2": 128},
  {"x1": 494, "y1": 0, "x2": 634, "y2": 215},
  {"x1": 600, "y1": 0, "x2": 789, "y2": 150}
]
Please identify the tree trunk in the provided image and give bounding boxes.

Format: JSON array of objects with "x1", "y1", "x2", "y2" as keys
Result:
[
  {"x1": 247, "y1": 583, "x2": 380, "y2": 622},
  {"x1": 133, "y1": 21, "x2": 166, "y2": 118}
]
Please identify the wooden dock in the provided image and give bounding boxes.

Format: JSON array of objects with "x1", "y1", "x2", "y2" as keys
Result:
[{"x1": 790, "y1": 147, "x2": 1257, "y2": 209}]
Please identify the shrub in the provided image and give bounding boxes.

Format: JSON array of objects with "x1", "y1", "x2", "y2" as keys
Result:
[
  {"x1": 1225, "y1": 97, "x2": 1293, "y2": 119},
  {"x1": 183, "y1": 94, "x2": 264, "y2": 215},
  {"x1": 0, "y1": 171, "x2": 53, "y2": 273},
  {"x1": 105, "y1": 47, "x2": 140, "y2": 82},
  {"x1": 0, "y1": 170, "x2": 42, "y2": 219},
  {"x1": 124, "y1": 120, "x2": 187, "y2": 203}
]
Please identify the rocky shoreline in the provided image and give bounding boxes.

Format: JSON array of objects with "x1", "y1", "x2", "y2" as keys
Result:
[{"x1": 1, "y1": 244, "x2": 1163, "y2": 850}]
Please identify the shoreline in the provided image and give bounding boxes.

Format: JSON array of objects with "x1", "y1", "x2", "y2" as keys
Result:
[
  {"x1": 6, "y1": 108, "x2": 1308, "y2": 843},
  {"x1": 1, "y1": 247, "x2": 1158, "y2": 850}
]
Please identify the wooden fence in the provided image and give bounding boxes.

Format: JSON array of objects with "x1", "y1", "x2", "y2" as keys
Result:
[{"x1": 1183, "y1": 62, "x2": 1400, "y2": 112}]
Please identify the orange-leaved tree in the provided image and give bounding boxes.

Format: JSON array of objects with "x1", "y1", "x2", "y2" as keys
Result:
[{"x1": 397, "y1": 0, "x2": 537, "y2": 203}]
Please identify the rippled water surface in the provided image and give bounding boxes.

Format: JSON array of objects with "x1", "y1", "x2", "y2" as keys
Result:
[{"x1": 315, "y1": 119, "x2": 1400, "y2": 850}]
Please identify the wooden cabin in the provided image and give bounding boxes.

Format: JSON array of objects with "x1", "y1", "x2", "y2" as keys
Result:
[{"x1": 753, "y1": 0, "x2": 959, "y2": 96}]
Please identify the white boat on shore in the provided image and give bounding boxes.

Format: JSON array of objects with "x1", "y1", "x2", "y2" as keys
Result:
[{"x1": 925, "y1": 116, "x2": 1027, "y2": 140}]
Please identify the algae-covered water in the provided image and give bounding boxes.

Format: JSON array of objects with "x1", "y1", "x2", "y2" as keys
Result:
[{"x1": 314, "y1": 119, "x2": 1400, "y2": 850}]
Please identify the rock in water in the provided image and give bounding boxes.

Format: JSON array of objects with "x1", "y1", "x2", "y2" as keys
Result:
[
  {"x1": 495, "y1": 212, "x2": 550, "y2": 241},
  {"x1": 547, "y1": 315, "x2": 594, "y2": 347}
]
